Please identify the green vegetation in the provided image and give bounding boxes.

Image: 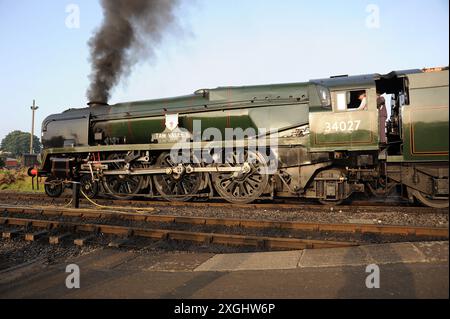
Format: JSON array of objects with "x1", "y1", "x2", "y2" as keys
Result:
[
  {"x1": 1, "y1": 130, "x2": 41, "y2": 157},
  {"x1": 0, "y1": 169, "x2": 44, "y2": 192},
  {"x1": 0, "y1": 157, "x2": 4, "y2": 168}
]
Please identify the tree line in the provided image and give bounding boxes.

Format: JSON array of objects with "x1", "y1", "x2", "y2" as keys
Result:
[{"x1": 0, "y1": 130, "x2": 42, "y2": 158}]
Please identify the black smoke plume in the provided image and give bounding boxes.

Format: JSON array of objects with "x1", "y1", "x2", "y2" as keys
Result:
[{"x1": 87, "y1": 0, "x2": 180, "y2": 103}]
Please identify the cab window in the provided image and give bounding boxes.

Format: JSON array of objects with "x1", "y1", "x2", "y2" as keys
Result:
[{"x1": 335, "y1": 90, "x2": 367, "y2": 111}]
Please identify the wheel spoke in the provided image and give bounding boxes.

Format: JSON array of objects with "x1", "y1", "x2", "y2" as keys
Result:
[
  {"x1": 153, "y1": 152, "x2": 204, "y2": 202},
  {"x1": 102, "y1": 153, "x2": 144, "y2": 199},
  {"x1": 213, "y1": 150, "x2": 269, "y2": 204}
]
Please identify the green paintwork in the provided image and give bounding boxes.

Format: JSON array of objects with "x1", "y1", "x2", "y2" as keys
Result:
[
  {"x1": 309, "y1": 86, "x2": 379, "y2": 152},
  {"x1": 42, "y1": 81, "x2": 323, "y2": 149},
  {"x1": 93, "y1": 102, "x2": 310, "y2": 144},
  {"x1": 87, "y1": 81, "x2": 318, "y2": 145},
  {"x1": 401, "y1": 70, "x2": 449, "y2": 161}
]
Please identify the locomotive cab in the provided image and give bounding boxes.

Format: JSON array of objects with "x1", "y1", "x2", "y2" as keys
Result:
[
  {"x1": 308, "y1": 68, "x2": 448, "y2": 207},
  {"x1": 308, "y1": 75, "x2": 380, "y2": 152}
]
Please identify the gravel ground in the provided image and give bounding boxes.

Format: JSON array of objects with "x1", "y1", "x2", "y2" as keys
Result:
[
  {"x1": 0, "y1": 238, "x2": 96, "y2": 271},
  {"x1": 0, "y1": 233, "x2": 264, "y2": 273},
  {"x1": 151, "y1": 205, "x2": 448, "y2": 228}
]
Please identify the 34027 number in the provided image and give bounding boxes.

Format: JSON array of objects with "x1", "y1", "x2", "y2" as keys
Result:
[{"x1": 324, "y1": 120, "x2": 361, "y2": 133}]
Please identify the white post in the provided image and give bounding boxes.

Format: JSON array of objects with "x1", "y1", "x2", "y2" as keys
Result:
[{"x1": 30, "y1": 100, "x2": 39, "y2": 154}]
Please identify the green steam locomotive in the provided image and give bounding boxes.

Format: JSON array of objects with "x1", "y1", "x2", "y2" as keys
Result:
[{"x1": 37, "y1": 67, "x2": 449, "y2": 208}]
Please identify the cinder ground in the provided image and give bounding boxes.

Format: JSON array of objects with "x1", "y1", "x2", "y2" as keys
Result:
[{"x1": 0, "y1": 241, "x2": 447, "y2": 299}]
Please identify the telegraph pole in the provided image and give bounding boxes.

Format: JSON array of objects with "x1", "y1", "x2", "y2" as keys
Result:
[{"x1": 30, "y1": 100, "x2": 39, "y2": 154}]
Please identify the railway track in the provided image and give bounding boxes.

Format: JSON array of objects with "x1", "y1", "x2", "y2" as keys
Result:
[
  {"x1": 0, "y1": 191, "x2": 444, "y2": 213},
  {"x1": 0, "y1": 214, "x2": 355, "y2": 251},
  {"x1": 0, "y1": 205, "x2": 447, "y2": 251}
]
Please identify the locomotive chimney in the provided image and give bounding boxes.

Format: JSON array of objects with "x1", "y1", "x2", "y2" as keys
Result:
[{"x1": 87, "y1": 101, "x2": 109, "y2": 107}]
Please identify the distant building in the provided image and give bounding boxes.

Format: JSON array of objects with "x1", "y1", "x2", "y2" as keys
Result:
[{"x1": 4, "y1": 158, "x2": 19, "y2": 169}]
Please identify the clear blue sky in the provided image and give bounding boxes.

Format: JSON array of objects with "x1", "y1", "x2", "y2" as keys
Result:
[{"x1": 0, "y1": 0, "x2": 448, "y2": 142}]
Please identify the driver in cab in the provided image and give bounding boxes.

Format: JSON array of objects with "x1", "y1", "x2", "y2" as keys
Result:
[{"x1": 357, "y1": 92, "x2": 368, "y2": 110}]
